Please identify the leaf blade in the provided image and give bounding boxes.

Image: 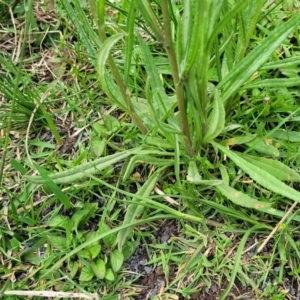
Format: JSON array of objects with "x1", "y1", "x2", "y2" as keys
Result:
[
  {"x1": 212, "y1": 142, "x2": 300, "y2": 203},
  {"x1": 216, "y1": 183, "x2": 271, "y2": 209},
  {"x1": 243, "y1": 154, "x2": 300, "y2": 182},
  {"x1": 117, "y1": 171, "x2": 159, "y2": 250},
  {"x1": 203, "y1": 90, "x2": 225, "y2": 143},
  {"x1": 218, "y1": 13, "x2": 300, "y2": 103}
]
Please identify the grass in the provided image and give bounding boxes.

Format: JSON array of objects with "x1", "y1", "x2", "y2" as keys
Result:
[{"x1": 1, "y1": 0, "x2": 300, "y2": 299}]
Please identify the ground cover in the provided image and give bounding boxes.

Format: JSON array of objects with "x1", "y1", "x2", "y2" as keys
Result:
[{"x1": 1, "y1": 1, "x2": 300, "y2": 299}]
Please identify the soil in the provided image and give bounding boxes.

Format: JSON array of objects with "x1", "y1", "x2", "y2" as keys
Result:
[
  {"x1": 125, "y1": 251, "x2": 253, "y2": 299},
  {"x1": 123, "y1": 220, "x2": 300, "y2": 300},
  {"x1": 125, "y1": 245, "x2": 255, "y2": 300}
]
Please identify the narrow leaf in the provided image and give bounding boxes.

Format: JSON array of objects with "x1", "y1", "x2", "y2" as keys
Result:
[
  {"x1": 203, "y1": 90, "x2": 225, "y2": 143},
  {"x1": 224, "y1": 135, "x2": 256, "y2": 146},
  {"x1": 61, "y1": 0, "x2": 97, "y2": 57},
  {"x1": 124, "y1": 0, "x2": 136, "y2": 82},
  {"x1": 216, "y1": 183, "x2": 271, "y2": 209},
  {"x1": 272, "y1": 130, "x2": 300, "y2": 142},
  {"x1": 10, "y1": 159, "x2": 27, "y2": 175},
  {"x1": 246, "y1": 138, "x2": 279, "y2": 157},
  {"x1": 219, "y1": 13, "x2": 300, "y2": 103},
  {"x1": 26, "y1": 149, "x2": 135, "y2": 184},
  {"x1": 135, "y1": 0, "x2": 163, "y2": 40},
  {"x1": 260, "y1": 56, "x2": 300, "y2": 70},
  {"x1": 138, "y1": 34, "x2": 170, "y2": 118},
  {"x1": 123, "y1": 154, "x2": 173, "y2": 181},
  {"x1": 244, "y1": 78, "x2": 300, "y2": 89},
  {"x1": 243, "y1": 154, "x2": 300, "y2": 182},
  {"x1": 117, "y1": 171, "x2": 159, "y2": 250},
  {"x1": 212, "y1": 142, "x2": 300, "y2": 204},
  {"x1": 96, "y1": 33, "x2": 127, "y2": 109},
  {"x1": 33, "y1": 163, "x2": 71, "y2": 209}
]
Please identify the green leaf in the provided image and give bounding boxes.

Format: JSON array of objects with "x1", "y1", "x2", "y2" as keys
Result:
[
  {"x1": 122, "y1": 241, "x2": 136, "y2": 261},
  {"x1": 88, "y1": 244, "x2": 101, "y2": 260},
  {"x1": 78, "y1": 244, "x2": 101, "y2": 260},
  {"x1": 224, "y1": 135, "x2": 256, "y2": 146},
  {"x1": 90, "y1": 137, "x2": 106, "y2": 157},
  {"x1": 219, "y1": 225, "x2": 264, "y2": 299},
  {"x1": 245, "y1": 137, "x2": 279, "y2": 157},
  {"x1": 244, "y1": 154, "x2": 300, "y2": 182},
  {"x1": 23, "y1": 253, "x2": 43, "y2": 265},
  {"x1": 144, "y1": 136, "x2": 174, "y2": 150},
  {"x1": 178, "y1": 0, "x2": 201, "y2": 77},
  {"x1": 104, "y1": 115, "x2": 120, "y2": 132},
  {"x1": 48, "y1": 236, "x2": 67, "y2": 251},
  {"x1": 216, "y1": 183, "x2": 272, "y2": 209},
  {"x1": 26, "y1": 149, "x2": 137, "y2": 184},
  {"x1": 124, "y1": 0, "x2": 136, "y2": 82},
  {"x1": 71, "y1": 205, "x2": 97, "y2": 231},
  {"x1": 244, "y1": 77, "x2": 300, "y2": 89},
  {"x1": 110, "y1": 249, "x2": 124, "y2": 273},
  {"x1": 91, "y1": 258, "x2": 106, "y2": 279},
  {"x1": 101, "y1": 296, "x2": 119, "y2": 300},
  {"x1": 33, "y1": 163, "x2": 71, "y2": 209},
  {"x1": 61, "y1": 0, "x2": 98, "y2": 58},
  {"x1": 272, "y1": 130, "x2": 300, "y2": 142},
  {"x1": 260, "y1": 56, "x2": 300, "y2": 70},
  {"x1": 187, "y1": 161, "x2": 202, "y2": 182},
  {"x1": 123, "y1": 153, "x2": 173, "y2": 181},
  {"x1": 212, "y1": 142, "x2": 300, "y2": 204},
  {"x1": 85, "y1": 231, "x2": 101, "y2": 245},
  {"x1": 117, "y1": 171, "x2": 159, "y2": 250},
  {"x1": 47, "y1": 215, "x2": 69, "y2": 229},
  {"x1": 98, "y1": 222, "x2": 116, "y2": 248},
  {"x1": 79, "y1": 266, "x2": 94, "y2": 282},
  {"x1": 135, "y1": 0, "x2": 163, "y2": 40},
  {"x1": 190, "y1": 179, "x2": 223, "y2": 186},
  {"x1": 104, "y1": 268, "x2": 115, "y2": 281},
  {"x1": 202, "y1": 90, "x2": 225, "y2": 144},
  {"x1": 43, "y1": 214, "x2": 204, "y2": 277},
  {"x1": 137, "y1": 34, "x2": 171, "y2": 120},
  {"x1": 219, "y1": 165, "x2": 229, "y2": 185},
  {"x1": 78, "y1": 249, "x2": 91, "y2": 259},
  {"x1": 96, "y1": 33, "x2": 127, "y2": 110},
  {"x1": 10, "y1": 159, "x2": 27, "y2": 175},
  {"x1": 92, "y1": 122, "x2": 109, "y2": 137},
  {"x1": 28, "y1": 141, "x2": 56, "y2": 148},
  {"x1": 219, "y1": 13, "x2": 300, "y2": 103},
  {"x1": 68, "y1": 260, "x2": 79, "y2": 278}
]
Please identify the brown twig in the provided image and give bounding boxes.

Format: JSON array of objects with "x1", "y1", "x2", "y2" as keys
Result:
[{"x1": 257, "y1": 201, "x2": 298, "y2": 253}]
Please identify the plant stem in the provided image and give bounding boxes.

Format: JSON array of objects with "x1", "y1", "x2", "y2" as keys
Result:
[
  {"x1": 107, "y1": 56, "x2": 148, "y2": 135},
  {"x1": 97, "y1": 0, "x2": 147, "y2": 135},
  {"x1": 161, "y1": 0, "x2": 193, "y2": 156}
]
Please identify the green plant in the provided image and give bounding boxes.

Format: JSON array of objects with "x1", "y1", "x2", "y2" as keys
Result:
[
  {"x1": 78, "y1": 2, "x2": 300, "y2": 221},
  {"x1": 46, "y1": 203, "x2": 131, "y2": 283},
  {"x1": 80, "y1": 2, "x2": 300, "y2": 297},
  {"x1": 4, "y1": 0, "x2": 300, "y2": 298}
]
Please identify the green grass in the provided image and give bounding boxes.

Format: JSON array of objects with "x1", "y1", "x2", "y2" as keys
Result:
[{"x1": 1, "y1": 0, "x2": 300, "y2": 299}]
